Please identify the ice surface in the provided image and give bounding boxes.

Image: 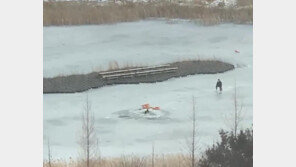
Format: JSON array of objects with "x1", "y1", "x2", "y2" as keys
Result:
[
  {"x1": 43, "y1": 19, "x2": 252, "y2": 159},
  {"x1": 44, "y1": 19, "x2": 252, "y2": 78}
]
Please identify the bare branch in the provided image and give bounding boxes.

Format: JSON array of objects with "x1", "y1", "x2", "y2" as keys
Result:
[
  {"x1": 152, "y1": 142, "x2": 155, "y2": 167},
  {"x1": 78, "y1": 94, "x2": 98, "y2": 167},
  {"x1": 233, "y1": 81, "x2": 244, "y2": 137},
  {"x1": 47, "y1": 137, "x2": 52, "y2": 167},
  {"x1": 184, "y1": 96, "x2": 198, "y2": 167}
]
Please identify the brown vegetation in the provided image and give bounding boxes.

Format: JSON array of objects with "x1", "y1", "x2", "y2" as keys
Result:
[
  {"x1": 43, "y1": 154, "x2": 193, "y2": 167},
  {"x1": 236, "y1": 0, "x2": 253, "y2": 7},
  {"x1": 43, "y1": 1, "x2": 252, "y2": 26}
]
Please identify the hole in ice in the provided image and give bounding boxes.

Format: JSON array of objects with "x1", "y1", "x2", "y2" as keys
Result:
[{"x1": 114, "y1": 108, "x2": 170, "y2": 120}]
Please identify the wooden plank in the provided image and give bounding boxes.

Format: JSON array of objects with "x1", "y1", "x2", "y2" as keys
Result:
[
  {"x1": 99, "y1": 68, "x2": 143, "y2": 75},
  {"x1": 134, "y1": 69, "x2": 176, "y2": 76},
  {"x1": 102, "y1": 66, "x2": 178, "y2": 79},
  {"x1": 135, "y1": 67, "x2": 178, "y2": 74},
  {"x1": 147, "y1": 69, "x2": 176, "y2": 75},
  {"x1": 102, "y1": 72, "x2": 136, "y2": 78},
  {"x1": 99, "y1": 64, "x2": 171, "y2": 75}
]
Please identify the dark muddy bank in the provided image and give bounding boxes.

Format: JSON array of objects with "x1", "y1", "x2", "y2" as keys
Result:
[{"x1": 44, "y1": 60, "x2": 234, "y2": 94}]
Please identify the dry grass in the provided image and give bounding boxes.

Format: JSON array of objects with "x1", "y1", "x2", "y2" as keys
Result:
[
  {"x1": 43, "y1": 1, "x2": 252, "y2": 26},
  {"x1": 108, "y1": 61, "x2": 120, "y2": 71},
  {"x1": 106, "y1": 60, "x2": 146, "y2": 71},
  {"x1": 237, "y1": 0, "x2": 253, "y2": 7},
  {"x1": 43, "y1": 154, "x2": 194, "y2": 167}
]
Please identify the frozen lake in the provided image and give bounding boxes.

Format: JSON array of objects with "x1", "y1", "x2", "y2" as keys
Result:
[
  {"x1": 44, "y1": 19, "x2": 251, "y2": 78},
  {"x1": 43, "y1": 19, "x2": 253, "y2": 159}
]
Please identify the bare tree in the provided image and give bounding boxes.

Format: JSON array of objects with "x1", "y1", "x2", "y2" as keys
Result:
[
  {"x1": 184, "y1": 96, "x2": 198, "y2": 167},
  {"x1": 79, "y1": 95, "x2": 98, "y2": 167},
  {"x1": 190, "y1": 96, "x2": 198, "y2": 167},
  {"x1": 151, "y1": 142, "x2": 155, "y2": 167},
  {"x1": 47, "y1": 137, "x2": 52, "y2": 167},
  {"x1": 224, "y1": 81, "x2": 244, "y2": 137},
  {"x1": 233, "y1": 82, "x2": 243, "y2": 137}
]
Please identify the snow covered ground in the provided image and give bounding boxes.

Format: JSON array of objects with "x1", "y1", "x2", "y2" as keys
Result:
[{"x1": 43, "y1": 19, "x2": 252, "y2": 159}]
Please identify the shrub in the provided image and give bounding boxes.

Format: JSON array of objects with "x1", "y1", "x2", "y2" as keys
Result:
[{"x1": 199, "y1": 128, "x2": 253, "y2": 167}]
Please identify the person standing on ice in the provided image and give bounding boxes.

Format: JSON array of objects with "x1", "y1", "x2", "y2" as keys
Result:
[{"x1": 216, "y1": 79, "x2": 222, "y2": 92}]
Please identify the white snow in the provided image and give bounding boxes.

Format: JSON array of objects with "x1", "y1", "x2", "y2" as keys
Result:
[
  {"x1": 208, "y1": 0, "x2": 237, "y2": 7},
  {"x1": 43, "y1": 19, "x2": 252, "y2": 159}
]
